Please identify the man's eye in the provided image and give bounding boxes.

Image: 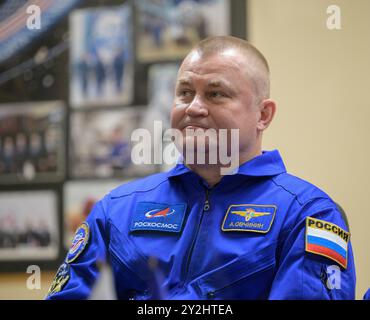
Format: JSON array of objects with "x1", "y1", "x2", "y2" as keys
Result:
[
  {"x1": 178, "y1": 90, "x2": 193, "y2": 97},
  {"x1": 209, "y1": 91, "x2": 226, "y2": 98}
]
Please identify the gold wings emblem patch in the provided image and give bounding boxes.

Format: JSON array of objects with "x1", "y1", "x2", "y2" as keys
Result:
[{"x1": 231, "y1": 208, "x2": 271, "y2": 222}]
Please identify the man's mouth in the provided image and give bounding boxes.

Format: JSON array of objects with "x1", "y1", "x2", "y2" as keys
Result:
[{"x1": 183, "y1": 125, "x2": 209, "y2": 130}]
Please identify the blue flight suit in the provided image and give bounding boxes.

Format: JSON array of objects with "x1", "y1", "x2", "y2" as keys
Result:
[
  {"x1": 47, "y1": 150, "x2": 356, "y2": 299},
  {"x1": 364, "y1": 289, "x2": 370, "y2": 300}
]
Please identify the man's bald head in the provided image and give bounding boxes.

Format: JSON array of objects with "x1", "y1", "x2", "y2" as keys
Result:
[{"x1": 182, "y1": 36, "x2": 270, "y2": 104}]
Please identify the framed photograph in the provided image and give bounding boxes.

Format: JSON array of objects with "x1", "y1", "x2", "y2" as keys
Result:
[
  {"x1": 70, "y1": 4, "x2": 133, "y2": 108},
  {"x1": 0, "y1": 101, "x2": 65, "y2": 185},
  {"x1": 136, "y1": 0, "x2": 230, "y2": 62},
  {"x1": 140, "y1": 63, "x2": 179, "y2": 172},
  {"x1": 63, "y1": 180, "x2": 125, "y2": 249},
  {"x1": 142, "y1": 63, "x2": 179, "y2": 130},
  {"x1": 69, "y1": 107, "x2": 157, "y2": 179},
  {"x1": 0, "y1": 190, "x2": 59, "y2": 261}
]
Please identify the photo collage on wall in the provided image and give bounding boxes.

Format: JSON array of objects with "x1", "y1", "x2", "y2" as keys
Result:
[{"x1": 0, "y1": 0, "x2": 232, "y2": 269}]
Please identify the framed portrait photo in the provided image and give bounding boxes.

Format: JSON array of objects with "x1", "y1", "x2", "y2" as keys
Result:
[
  {"x1": 140, "y1": 63, "x2": 180, "y2": 172},
  {"x1": 69, "y1": 106, "x2": 157, "y2": 179},
  {"x1": 136, "y1": 0, "x2": 230, "y2": 62},
  {"x1": 70, "y1": 4, "x2": 134, "y2": 108},
  {"x1": 0, "y1": 101, "x2": 65, "y2": 185},
  {"x1": 63, "y1": 180, "x2": 124, "y2": 249},
  {"x1": 142, "y1": 63, "x2": 179, "y2": 130}
]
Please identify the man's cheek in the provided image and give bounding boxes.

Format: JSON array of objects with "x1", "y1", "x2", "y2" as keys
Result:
[
  {"x1": 169, "y1": 109, "x2": 178, "y2": 128},
  {"x1": 170, "y1": 110, "x2": 184, "y2": 129}
]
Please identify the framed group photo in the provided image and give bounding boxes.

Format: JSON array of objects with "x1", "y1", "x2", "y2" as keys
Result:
[
  {"x1": 0, "y1": 101, "x2": 66, "y2": 185},
  {"x1": 0, "y1": 190, "x2": 60, "y2": 262}
]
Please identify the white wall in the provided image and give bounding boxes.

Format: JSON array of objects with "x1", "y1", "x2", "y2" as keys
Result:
[{"x1": 248, "y1": 0, "x2": 370, "y2": 299}]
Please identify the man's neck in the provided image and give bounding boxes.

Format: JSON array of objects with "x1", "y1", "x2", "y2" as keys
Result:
[
  {"x1": 185, "y1": 164, "x2": 222, "y2": 188},
  {"x1": 185, "y1": 149, "x2": 262, "y2": 188}
]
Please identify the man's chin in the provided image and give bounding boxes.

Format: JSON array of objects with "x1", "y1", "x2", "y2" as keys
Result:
[
  {"x1": 182, "y1": 138, "x2": 218, "y2": 152},
  {"x1": 179, "y1": 142, "x2": 220, "y2": 165}
]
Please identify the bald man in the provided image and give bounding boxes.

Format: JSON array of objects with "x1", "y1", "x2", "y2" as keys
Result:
[{"x1": 47, "y1": 36, "x2": 355, "y2": 300}]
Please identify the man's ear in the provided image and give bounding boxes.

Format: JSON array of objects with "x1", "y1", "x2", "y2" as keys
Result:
[{"x1": 257, "y1": 99, "x2": 276, "y2": 131}]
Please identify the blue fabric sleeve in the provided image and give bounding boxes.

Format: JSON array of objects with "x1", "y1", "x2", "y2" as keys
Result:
[
  {"x1": 269, "y1": 199, "x2": 356, "y2": 300},
  {"x1": 46, "y1": 197, "x2": 109, "y2": 300}
]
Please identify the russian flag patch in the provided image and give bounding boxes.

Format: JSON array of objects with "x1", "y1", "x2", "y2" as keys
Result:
[{"x1": 305, "y1": 217, "x2": 350, "y2": 269}]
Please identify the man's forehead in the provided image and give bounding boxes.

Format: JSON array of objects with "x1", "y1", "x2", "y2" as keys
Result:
[
  {"x1": 179, "y1": 50, "x2": 248, "y2": 79},
  {"x1": 183, "y1": 48, "x2": 246, "y2": 67},
  {"x1": 176, "y1": 67, "x2": 246, "y2": 91}
]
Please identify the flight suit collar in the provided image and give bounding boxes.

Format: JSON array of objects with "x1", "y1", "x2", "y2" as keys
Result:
[
  {"x1": 167, "y1": 149, "x2": 287, "y2": 179},
  {"x1": 236, "y1": 149, "x2": 287, "y2": 177}
]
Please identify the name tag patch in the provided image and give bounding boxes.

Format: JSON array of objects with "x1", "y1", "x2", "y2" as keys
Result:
[
  {"x1": 130, "y1": 202, "x2": 187, "y2": 233},
  {"x1": 222, "y1": 204, "x2": 276, "y2": 233}
]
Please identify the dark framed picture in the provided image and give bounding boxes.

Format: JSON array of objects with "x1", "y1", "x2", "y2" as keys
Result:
[
  {"x1": 0, "y1": 190, "x2": 59, "y2": 262},
  {"x1": 0, "y1": 101, "x2": 65, "y2": 185},
  {"x1": 136, "y1": 0, "x2": 230, "y2": 62},
  {"x1": 69, "y1": 107, "x2": 156, "y2": 179},
  {"x1": 70, "y1": 4, "x2": 134, "y2": 108},
  {"x1": 63, "y1": 180, "x2": 124, "y2": 249}
]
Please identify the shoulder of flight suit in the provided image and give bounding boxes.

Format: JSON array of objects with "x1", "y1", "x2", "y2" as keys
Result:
[
  {"x1": 271, "y1": 172, "x2": 347, "y2": 232},
  {"x1": 268, "y1": 172, "x2": 356, "y2": 299},
  {"x1": 271, "y1": 172, "x2": 334, "y2": 206},
  {"x1": 109, "y1": 171, "x2": 170, "y2": 199},
  {"x1": 364, "y1": 288, "x2": 370, "y2": 300}
]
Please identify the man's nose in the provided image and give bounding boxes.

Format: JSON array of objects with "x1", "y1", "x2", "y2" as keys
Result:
[{"x1": 185, "y1": 95, "x2": 209, "y2": 117}]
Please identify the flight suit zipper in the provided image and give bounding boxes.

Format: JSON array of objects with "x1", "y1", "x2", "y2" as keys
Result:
[{"x1": 183, "y1": 188, "x2": 211, "y2": 282}]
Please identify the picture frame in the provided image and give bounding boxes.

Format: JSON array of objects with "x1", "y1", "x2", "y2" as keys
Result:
[
  {"x1": 70, "y1": 4, "x2": 134, "y2": 108},
  {"x1": 63, "y1": 180, "x2": 125, "y2": 249},
  {"x1": 69, "y1": 106, "x2": 158, "y2": 179},
  {"x1": 140, "y1": 63, "x2": 180, "y2": 172},
  {"x1": 0, "y1": 189, "x2": 61, "y2": 271},
  {"x1": 136, "y1": 0, "x2": 230, "y2": 62},
  {"x1": 0, "y1": 101, "x2": 66, "y2": 185}
]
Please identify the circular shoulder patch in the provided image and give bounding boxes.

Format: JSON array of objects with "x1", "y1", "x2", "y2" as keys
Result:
[
  {"x1": 66, "y1": 222, "x2": 90, "y2": 263},
  {"x1": 47, "y1": 263, "x2": 70, "y2": 296}
]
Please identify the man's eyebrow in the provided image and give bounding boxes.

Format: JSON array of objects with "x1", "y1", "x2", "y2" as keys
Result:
[
  {"x1": 176, "y1": 78, "x2": 233, "y2": 89},
  {"x1": 177, "y1": 78, "x2": 193, "y2": 86},
  {"x1": 207, "y1": 79, "x2": 231, "y2": 88}
]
